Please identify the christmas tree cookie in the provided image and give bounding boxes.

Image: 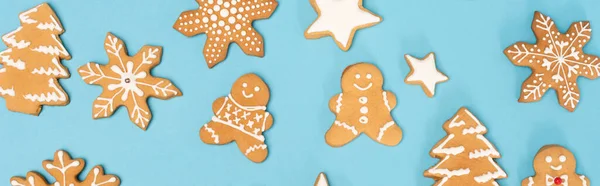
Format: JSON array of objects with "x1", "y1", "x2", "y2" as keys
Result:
[
  {"x1": 200, "y1": 73, "x2": 273, "y2": 163},
  {"x1": 522, "y1": 145, "x2": 590, "y2": 186},
  {"x1": 504, "y1": 11, "x2": 600, "y2": 112},
  {"x1": 0, "y1": 3, "x2": 71, "y2": 115},
  {"x1": 10, "y1": 150, "x2": 120, "y2": 186},
  {"x1": 78, "y1": 33, "x2": 181, "y2": 130},
  {"x1": 425, "y1": 107, "x2": 507, "y2": 185}
]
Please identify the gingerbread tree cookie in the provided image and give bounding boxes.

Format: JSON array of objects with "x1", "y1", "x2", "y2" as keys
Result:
[
  {"x1": 522, "y1": 145, "x2": 590, "y2": 186},
  {"x1": 78, "y1": 33, "x2": 182, "y2": 130},
  {"x1": 504, "y1": 11, "x2": 600, "y2": 112},
  {"x1": 0, "y1": 3, "x2": 71, "y2": 115},
  {"x1": 200, "y1": 73, "x2": 273, "y2": 163},
  {"x1": 424, "y1": 107, "x2": 507, "y2": 185},
  {"x1": 174, "y1": 0, "x2": 279, "y2": 68},
  {"x1": 10, "y1": 150, "x2": 120, "y2": 186},
  {"x1": 326, "y1": 62, "x2": 402, "y2": 147}
]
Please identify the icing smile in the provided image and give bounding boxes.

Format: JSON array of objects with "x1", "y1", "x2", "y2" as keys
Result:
[
  {"x1": 242, "y1": 90, "x2": 254, "y2": 98},
  {"x1": 353, "y1": 83, "x2": 373, "y2": 91},
  {"x1": 550, "y1": 165, "x2": 563, "y2": 171}
]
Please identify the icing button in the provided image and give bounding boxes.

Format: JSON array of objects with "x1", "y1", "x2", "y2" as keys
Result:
[
  {"x1": 359, "y1": 96, "x2": 368, "y2": 104},
  {"x1": 359, "y1": 116, "x2": 368, "y2": 124},
  {"x1": 360, "y1": 106, "x2": 368, "y2": 114}
]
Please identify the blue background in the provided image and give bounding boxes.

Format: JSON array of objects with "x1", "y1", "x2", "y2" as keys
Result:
[{"x1": 0, "y1": 0, "x2": 599, "y2": 185}]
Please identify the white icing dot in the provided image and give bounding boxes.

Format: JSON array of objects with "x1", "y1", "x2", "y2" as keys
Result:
[
  {"x1": 231, "y1": 7, "x2": 237, "y2": 14},
  {"x1": 256, "y1": 47, "x2": 260, "y2": 52},
  {"x1": 359, "y1": 97, "x2": 368, "y2": 104},
  {"x1": 217, "y1": 29, "x2": 222, "y2": 34},
  {"x1": 195, "y1": 19, "x2": 200, "y2": 23},
  {"x1": 228, "y1": 17, "x2": 236, "y2": 24},
  {"x1": 246, "y1": 36, "x2": 251, "y2": 41},
  {"x1": 355, "y1": 74, "x2": 360, "y2": 79},
  {"x1": 225, "y1": 25, "x2": 231, "y2": 31},
  {"x1": 208, "y1": 9, "x2": 213, "y2": 14},
  {"x1": 211, "y1": 14, "x2": 218, "y2": 21},
  {"x1": 254, "y1": 86, "x2": 260, "y2": 91},
  {"x1": 208, "y1": 0, "x2": 214, "y2": 4},
  {"x1": 360, "y1": 106, "x2": 368, "y2": 114},
  {"x1": 545, "y1": 156, "x2": 552, "y2": 163},
  {"x1": 241, "y1": 31, "x2": 247, "y2": 36},
  {"x1": 559, "y1": 155, "x2": 566, "y2": 162},
  {"x1": 213, "y1": 5, "x2": 221, "y2": 11},
  {"x1": 215, "y1": 37, "x2": 220, "y2": 41},
  {"x1": 220, "y1": 9, "x2": 229, "y2": 17},
  {"x1": 242, "y1": 83, "x2": 247, "y2": 87},
  {"x1": 203, "y1": 17, "x2": 209, "y2": 23},
  {"x1": 366, "y1": 74, "x2": 372, "y2": 79},
  {"x1": 218, "y1": 20, "x2": 225, "y2": 27},
  {"x1": 217, "y1": 0, "x2": 223, "y2": 5},
  {"x1": 359, "y1": 116, "x2": 368, "y2": 124},
  {"x1": 224, "y1": 2, "x2": 230, "y2": 7},
  {"x1": 212, "y1": 23, "x2": 217, "y2": 28},
  {"x1": 235, "y1": 24, "x2": 242, "y2": 30}
]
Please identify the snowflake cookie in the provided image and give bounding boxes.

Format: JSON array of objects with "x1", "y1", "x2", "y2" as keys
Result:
[
  {"x1": 314, "y1": 172, "x2": 329, "y2": 186},
  {"x1": 78, "y1": 33, "x2": 182, "y2": 130},
  {"x1": 326, "y1": 62, "x2": 402, "y2": 147},
  {"x1": 305, "y1": 0, "x2": 382, "y2": 51},
  {"x1": 504, "y1": 11, "x2": 600, "y2": 112},
  {"x1": 174, "y1": 0, "x2": 279, "y2": 68},
  {"x1": 522, "y1": 145, "x2": 590, "y2": 186},
  {"x1": 424, "y1": 107, "x2": 507, "y2": 185},
  {"x1": 200, "y1": 73, "x2": 273, "y2": 163},
  {"x1": 10, "y1": 150, "x2": 120, "y2": 186},
  {"x1": 0, "y1": 3, "x2": 71, "y2": 115},
  {"x1": 404, "y1": 52, "x2": 449, "y2": 98}
]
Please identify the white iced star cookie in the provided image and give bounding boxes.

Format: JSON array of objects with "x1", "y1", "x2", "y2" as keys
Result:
[
  {"x1": 305, "y1": 0, "x2": 382, "y2": 51},
  {"x1": 314, "y1": 172, "x2": 329, "y2": 186},
  {"x1": 404, "y1": 52, "x2": 448, "y2": 97}
]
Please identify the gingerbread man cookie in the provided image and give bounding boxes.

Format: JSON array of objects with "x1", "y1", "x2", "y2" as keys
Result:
[
  {"x1": 326, "y1": 62, "x2": 402, "y2": 147},
  {"x1": 522, "y1": 145, "x2": 590, "y2": 186},
  {"x1": 200, "y1": 73, "x2": 273, "y2": 163}
]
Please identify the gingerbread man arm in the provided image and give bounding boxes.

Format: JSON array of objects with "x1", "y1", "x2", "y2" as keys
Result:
[
  {"x1": 521, "y1": 177, "x2": 533, "y2": 186},
  {"x1": 384, "y1": 91, "x2": 397, "y2": 109},
  {"x1": 212, "y1": 97, "x2": 227, "y2": 115},
  {"x1": 262, "y1": 112, "x2": 273, "y2": 131},
  {"x1": 329, "y1": 93, "x2": 342, "y2": 113},
  {"x1": 581, "y1": 175, "x2": 591, "y2": 186}
]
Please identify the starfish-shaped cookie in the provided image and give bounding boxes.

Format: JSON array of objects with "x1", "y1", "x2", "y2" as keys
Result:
[
  {"x1": 305, "y1": 0, "x2": 382, "y2": 51},
  {"x1": 504, "y1": 11, "x2": 600, "y2": 112},
  {"x1": 173, "y1": 0, "x2": 279, "y2": 68},
  {"x1": 78, "y1": 33, "x2": 182, "y2": 130},
  {"x1": 404, "y1": 52, "x2": 448, "y2": 98}
]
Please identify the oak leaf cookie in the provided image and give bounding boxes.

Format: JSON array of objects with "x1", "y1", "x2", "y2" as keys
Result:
[
  {"x1": 424, "y1": 107, "x2": 507, "y2": 185},
  {"x1": 326, "y1": 62, "x2": 402, "y2": 147},
  {"x1": 504, "y1": 11, "x2": 600, "y2": 112},
  {"x1": 200, "y1": 73, "x2": 273, "y2": 163},
  {"x1": 305, "y1": 0, "x2": 382, "y2": 51},
  {"x1": 0, "y1": 3, "x2": 71, "y2": 115},
  {"x1": 314, "y1": 172, "x2": 329, "y2": 186},
  {"x1": 78, "y1": 33, "x2": 182, "y2": 130},
  {"x1": 522, "y1": 145, "x2": 590, "y2": 186},
  {"x1": 404, "y1": 52, "x2": 448, "y2": 98},
  {"x1": 10, "y1": 150, "x2": 120, "y2": 186},
  {"x1": 174, "y1": 0, "x2": 279, "y2": 68}
]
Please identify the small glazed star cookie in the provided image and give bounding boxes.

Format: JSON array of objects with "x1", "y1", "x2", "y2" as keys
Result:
[
  {"x1": 305, "y1": 0, "x2": 382, "y2": 51},
  {"x1": 174, "y1": 0, "x2": 279, "y2": 68},
  {"x1": 522, "y1": 145, "x2": 590, "y2": 186},
  {"x1": 314, "y1": 172, "x2": 329, "y2": 186},
  {"x1": 327, "y1": 62, "x2": 402, "y2": 147},
  {"x1": 200, "y1": 73, "x2": 273, "y2": 163},
  {"x1": 404, "y1": 52, "x2": 448, "y2": 97},
  {"x1": 504, "y1": 11, "x2": 600, "y2": 112},
  {"x1": 78, "y1": 33, "x2": 182, "y2": 130}
]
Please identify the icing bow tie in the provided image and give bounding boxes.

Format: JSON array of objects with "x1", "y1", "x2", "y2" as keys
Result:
[{"x1": 546, "y1": 174, "x2": 568, "y2": 186}]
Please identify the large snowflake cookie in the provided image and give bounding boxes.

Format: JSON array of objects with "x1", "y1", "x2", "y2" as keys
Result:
[
  {"x1": 522, "y1": 145, "x2": 590, "y2": 186},
  {"x1": 200, "y1": 73, "x2": 273, "y2": 163},
  {"x1": 404, "y1": 52, "x2": 449, "y2": 98},
  {"x1": 174, "y1": 0, "x2": 278, "y2": 68},
  {"x1": 504, "y1": 11, "x2": 600, "y2": 112},
  {"x1": 305, "y1": 0, "x2": 382, "y2": 51},
  {"x1": 424, "y1": 107, "x2": 507, "y2": 185},
  {"x1": 326, "y1": 62, "x2": 402, "y2": 147},
  {"x1": 78, "y1": 33, "x2": 182, "y2": 130},
  {"x1": 314, "y1": 172, "x2": 329, "y2": 186},
  {"x1": 10, "y1": 150, "x2": 120, "y2": 186},
  {"x1": 0, "y1": 3, "x2": 71, "y2": 115}
]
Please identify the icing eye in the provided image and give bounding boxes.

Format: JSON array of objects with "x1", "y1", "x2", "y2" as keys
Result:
[
  {"x1": 366, "y1": 73, "x2": 372, "y2": 79},
  {"x1": 355, "y1": 74, "x2": 360, "y2": 79},
  {"x1": 545, "y1": 156, "x2": 552, "y2": 163},
  {"x1": 242, "y1": 83, "x2": 247, "y2": 87},
  {"x1": 559, "y1": 155, "x2": 566, "y2": 162},
  {"x1": 254, "y1": 86, "x2": 260, "y2": 92}
]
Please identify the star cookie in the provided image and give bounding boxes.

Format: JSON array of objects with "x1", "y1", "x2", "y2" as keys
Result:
[
  {"x1": 404, "y1": 52, "x2": 448, "y2": 98},
  {"x1": 78, "y1": 33, "x2": 182, "y2": 130},
  {"x1": 314, "y1": 172, "x2": 329, "y2": 186},
  {"x1": 305, "y1": 0, "x2": 382, "y2": 51},
  {"x1": 174, "y1": 0, "x2": 279, "y2": 68},
  {"x1": 504, "y1": 11, "x2": 600, "y2": 112}
]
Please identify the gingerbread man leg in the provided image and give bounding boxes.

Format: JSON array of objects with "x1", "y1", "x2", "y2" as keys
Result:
[
  {"x1": 236, "y1": 135, "x2": 268, "y2": 163},
  {"x1": 325, "y1": 120, "x2": 359, "y2": 147},
  {"x1": 365, "y1": 121, "x2": 402, "y2": 146},
  {"x1": 200, "y1": 121, "x2": 235, "y2": 145}
]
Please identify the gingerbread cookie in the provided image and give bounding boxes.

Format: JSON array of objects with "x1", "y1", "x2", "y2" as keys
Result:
[
  {"x1": 10, "y1": 150, "x2": 120, "y2": 186},
  {"x1": 0, "y1": 3, "x2": 71, "y2": 115},
  {"x1": 200, "y1": 73, "x2": 273, "y2": 163},
  {"x1": 78, "y1": 33, "x2": 182, "y2": 130},
  {"x1": 314, "y1": 172, "x2": 329, "y2": 186},
  {"x1": 326, "y1": 62, "x2": 402, "y2": 147},
  {"x1": 522, "y1": 145, "x2": 590, "y2": 186},
  {"x1": 404, "y1": 53, "x2": 448, "y2": 98},
  {"x1": 173, "y1": 0, "x2": 279, "y2": 68},
  {"x1": 424, "y1": 107, "x2": 507, "y2": 185},
  {"x1": 305, "y1": 0, "x2": 382, "y2": 51},
  {"x1": 504, "y1": 11, "x2": 600, "y2": 112}
]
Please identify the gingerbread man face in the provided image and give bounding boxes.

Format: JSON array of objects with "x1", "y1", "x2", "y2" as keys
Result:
[
  {"x1": 341, "y1": 63, "x2": 384, "y2": 93},
  {"x1": 533, "y1": 145, "x2": 577, "y2": 174},
  {"x1": 230, "y1": 73, "x2": 270, "y2": 106}
]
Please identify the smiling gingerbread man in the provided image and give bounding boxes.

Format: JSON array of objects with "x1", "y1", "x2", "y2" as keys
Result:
[
  {"x1": 200, "y1": 73, "x2": 273, "y2": 163},
  {"x1": 523, "y1": 145, "x2": 590, "y2": 186},
  {"x1": 326, "y1": 62, "x2": 403, "y2": 147}
]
